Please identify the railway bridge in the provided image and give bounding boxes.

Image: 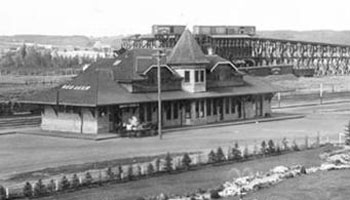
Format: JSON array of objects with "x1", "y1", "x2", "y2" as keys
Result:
[{"x1": 121, "y1": 25, "x2": 350, "y2": 76}]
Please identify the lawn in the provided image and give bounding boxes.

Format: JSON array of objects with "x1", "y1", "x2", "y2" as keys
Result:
[
  {"x1": 37, "y1": 146, "x2": 333, "y2": 200},
  {"x1": 245, "y1": 170, "x2": 350, "y2": 200}
]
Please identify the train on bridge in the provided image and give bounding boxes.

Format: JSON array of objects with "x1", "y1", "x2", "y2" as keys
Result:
[{"x1": 122, "y1": 25, "x2": 350, "y2": 76}]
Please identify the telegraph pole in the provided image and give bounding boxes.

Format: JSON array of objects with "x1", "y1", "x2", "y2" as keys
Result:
[{"x1": 154, "y1": 48, "x2": 166, "y2": 139}]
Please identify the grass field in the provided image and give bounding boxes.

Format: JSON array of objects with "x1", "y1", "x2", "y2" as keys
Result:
[{"x1": 36, "y1": 146, "x2": 336, "y2": 200}]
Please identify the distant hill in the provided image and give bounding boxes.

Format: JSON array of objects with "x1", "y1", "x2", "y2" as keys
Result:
[
  {"x1": 257, "y1": 30, "x2": 350, "y2": 45},
  {"x1": 0, "y1": 35, "x2": 93, "y2": 47}
]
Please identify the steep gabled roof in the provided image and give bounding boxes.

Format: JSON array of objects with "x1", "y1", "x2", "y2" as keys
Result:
[{"x1": 167, "y1": 30, "x2": 209, "y2": 65}]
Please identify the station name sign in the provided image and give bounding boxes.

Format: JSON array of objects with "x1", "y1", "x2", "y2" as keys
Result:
[{"x1": 61, "y1": 84, "x2": 91, "y2": 91}]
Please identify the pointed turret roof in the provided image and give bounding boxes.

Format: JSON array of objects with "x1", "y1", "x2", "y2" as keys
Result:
[{"x1": 167, "y1": 29, "x2": 209, "y2": 65}]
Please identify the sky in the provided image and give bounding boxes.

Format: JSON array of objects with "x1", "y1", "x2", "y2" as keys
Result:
[{"x1": 1, "y1": 0, "x2": 350, "y2": 36}]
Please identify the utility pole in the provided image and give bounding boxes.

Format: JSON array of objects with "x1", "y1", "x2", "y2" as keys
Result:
[{"x1": 153, "y1": 48, "x2": 166, "y2": 139}]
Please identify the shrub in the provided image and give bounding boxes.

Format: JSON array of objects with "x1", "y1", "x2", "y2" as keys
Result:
[
  {"x1": 0, "y1": 185, "x2": 6, "y2": 200},
  {"x1": 71, "y1": 174, "x2": 80, "y2": 189},
  {"x1": 60, "y1": 176, "x2": 70, "y2": 190},
  {"x1": 243, "y1": 144, "x2": 249, "y2": 159},
  {"x1": 345, "y1": 121, "x2": 350, "y2": 145},
  {"x1": 106, "y1": 167, "x2": 114, "y2": 181},
  {"x1": 261, "y1": 141, "x2": 267, "y2": 156},
  {"x1": 226, "y1": 146, "x2": 233, "y2": 160},
  {"x1": 232, "y1": 147, "x2": 242, "y2": 161},
  {"x1": 300, "y1": 166, "x2": 307, "y2": 174},
  {"x1": 147, "y1": 163, "x2": 154, "y2": 175},
  {"x1": 208, "y1": 150, "x2": 216, "y2": 164},
  {"x1": 23, "y1": 182, "x2": 33, "y2": 198},
  {"x1": 164, "y1": 153, "x2": 173, "y2": 173},
  {"x1": 117, "y1": 165, "x2": 123, "y2": 180},
  {"x1": 181, "y1": 153, "x2": 192, "y2": 170},
  {"x1": 292, "y1": 140, "x2": 300, "y2": 151},
  {"x1": 267, "y1": 139, "x2": 275, "y2": 154},
  {"x1": 136, "y1": 165, "x2": 142, "y2": 177},
  {"x1": 126, "y1": 165, "x2": 133, "y2": 180},
  {"x1": 155, "y1": 158, "x2": 161, "y2": 172},
  {"x1": 33, "y1": 179, "x2": 46, "y2": 197},
  {"x1": 46, "y1": 179, "x2": 56, "y2": 193},
  {"x1": 84, "y1": 172, "x2": 93, "y2": 186},
  {"x1": 216, "y1": 147, "x2": 226, "y2": 162},
  {"x1": 282, "y1": 138, "x2": 289, "y2": 151}
]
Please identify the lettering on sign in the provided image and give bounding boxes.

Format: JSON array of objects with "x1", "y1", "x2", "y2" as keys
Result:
[{"x1": 61, "y1": 84, "x2": 91, "y2": 91}]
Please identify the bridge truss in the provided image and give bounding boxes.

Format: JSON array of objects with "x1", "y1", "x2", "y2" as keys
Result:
[{"x1": 122, "y1": 34, "x2": 350, "y2": 76}]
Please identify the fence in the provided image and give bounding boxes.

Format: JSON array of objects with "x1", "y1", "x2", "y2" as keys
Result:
[
  {"x1": 1, "y1": 133, "x2": 339, "y2": 199},
  {"x1": 273, "y1": 82, "x2": 350, "y2": 108}
]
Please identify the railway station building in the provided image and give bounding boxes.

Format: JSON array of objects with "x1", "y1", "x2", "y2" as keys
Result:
[{"x1": 21, "y1": 30, "x2": 278, "y2": 134}]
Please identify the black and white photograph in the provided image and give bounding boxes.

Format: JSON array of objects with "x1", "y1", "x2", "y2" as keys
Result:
[{"x1": 1, "y1": 0, "x2": 350, "y2": 199}]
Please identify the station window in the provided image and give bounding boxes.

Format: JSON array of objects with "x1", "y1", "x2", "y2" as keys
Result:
[
  {"x1": 185, "y1": 102, "x2": 191, "y2": 119},
  {"x1": 184, "y1": 71, "x2": 190, "y2": 82},
  {"x1": 200, "y1": 100, "x2": 205, "y2": 118},
  {"x1": 200, "y1": 70, "x2": 205, "y2": 82},
  {"x1": 213, "y1": 99, "x2": 217, "y2": 115},
  {"x1": 195, "y1": 101, "x2": 200, "y2": 118},
  {"x1": 146, "y1": 104, "x2": 152, "y2": 122},
  {"x1": 165, "y1": 102, "x2": 171, "y2": 120},
  {"x1": 195, "y1": 71, "x2": 199, "y2": 82}
]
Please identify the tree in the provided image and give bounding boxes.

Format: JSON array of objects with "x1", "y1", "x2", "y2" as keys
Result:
[
  {"x1": 136, "y1": 165, "x2": 142, "y2": 177},
  {"x1": 147, "y1": 163, "x2": 154, "y2": 175},
  {"x1": 155, "y1": 158, "x2": 161, "y2": 172},
  {"x1": 33, "y1": 179, "x2": 46, "y2": 197},
  {"x1": 117, "y1": 165, "x2": 123, "y2": 180},
  {"x1": 126, "y1": 165, "x2": 133, "y2": 180},
  {"x1": 267, "y1": 140, "x2": 276, "y2": 154},
  {"x1": 208, "y1": 150, "x2": 216, "y2": 163},
  {"x1": 261, "y1": 141, "x2": 267, "y2": 156},
  {"x1": 226, "y1": 146, "x2": 233, "y2": 161},
  {"x1": 0, "y1": 185, "x2": 6, "y2": 200},
  {"x1": 216, "y1": 147, "x2": 226, "y2": 162},
  {"x1": 292, "y1": 140, "x2": 300, "y2": 151},
  {"x1": 84, "y1": 172, "x2": 93, "y2": 185},
  {"x1": 164, "y1": 153, "x2": 173, "y2": 173},
  {"x1": 60, "y1": 176, "x2": 70, "y2": 190},
  {"x1": 71, "y1": 174, "x2": 80, "y2": 189},
  {"x1": 23, "y1": 182, "x2": 33, "y2": 198},
  {"x1": 181, "y1": 153, "x2": 192, "y2": 170},
  {"x1": 304, "y1": 135, "x2": 309, "y2": 149},
  {"x1": 106, "y1": 167, "x2": 115, "y2": 181},
  {"x1": 46, "y1": 179, "x2": 56, "y2": 193},
  {"x1": 276, "y1": 144, "x2": 282, "y2": 155},
  {"x1": 282, "y1": 138, "x2": 289, "y2": 151},
  {"x1": 243, "y1": 144, "x2": 249, "y2": 159},
  {"x1": 232, "y1": 143, "x2": 242, "y2": 161},
  {"x1": 345, "y1": 121, "x2": 350, "y2": 145}
]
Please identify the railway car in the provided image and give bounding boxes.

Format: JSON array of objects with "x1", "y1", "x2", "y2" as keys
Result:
[
  {"x1": 152, "y1": 25, "x2": 186, "y2": 35},
  {"x1": 193, "y1": 25, "x2": 256, "y2": 36}
]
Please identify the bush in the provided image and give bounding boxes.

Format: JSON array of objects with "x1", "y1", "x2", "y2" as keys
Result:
[
  {"x1": 282, "y1": 138, "x2": 289, "y2": 151},
  {"x1": 164, "y1": 153, "x2": 173, "y2": 173},
  {"x1": 0, "y1": 185, "x2": 6, "y2": 200},
  {"x1": 155, "y1": 158, "x2": 161, "y2": 172},
  {"x1": 345, "y1": 121, "x2": 350, "y2": 145},
  {"x1": 147, "y1": 163, "x2": 155, "y2": 175},
  {"x1": 208, "y1": 150, "x2": 216, "y2": 164},
  {"x1": 60, "y1": 176, "x2": 70, "y2": 190},
  {"x1": 300, "y1": 166, "x2": 307, "y2": 174},
  {"x1": 216, "y1": 147, "x2": 226, "y2": 162},
  {"x1": 243, "y1": 144, "x2": 249, "y2": 159},
  {"x1": 292, "y1": 140, "x2": 300, "y2": 151},
  {"x1": 261, "y1": 141, "x2": 267, "y2": 155},
  {"x1": 46, "y1": 179, "x2": 56, "y2": 193},
  {"x1": 181, "y1": 153, "x2": 192, "y2": 170},
  {"x1": 267, "y1": 139, "x2": 276, "y2": 154},
  {"x1": 84, "y1": 172, "x2": 93, "y2": 186},
  {"x1": 226, "y1": 146, "x2": 233, "y2": 160},
  {"x1": 23, "y1": 182, "x2": 33, "y2": 198},
  {"x1": 33, "y1": 179, "x2": 47, "y2": 197},
  {"x1": 232, "y1": 146, "x2": 242, "y2": 161},
  {"x1": 71, "y1": 174, "x2": 80, "y2": 189},
  {"x1": 126, "y1": 165, "x2": 133, "y2": 180},
  {"x1": 106, "y1": 167, "x2": 114, "y2": 181},
  {"x1": 136, "y1": 165, "x2": 142, "y2": 177},
  {"x1": 304, "y1": 135, "x2": 309, "y2": 149},
  {"x1": 117, "y1": 165, "x2": 123, "y2": 180}
]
